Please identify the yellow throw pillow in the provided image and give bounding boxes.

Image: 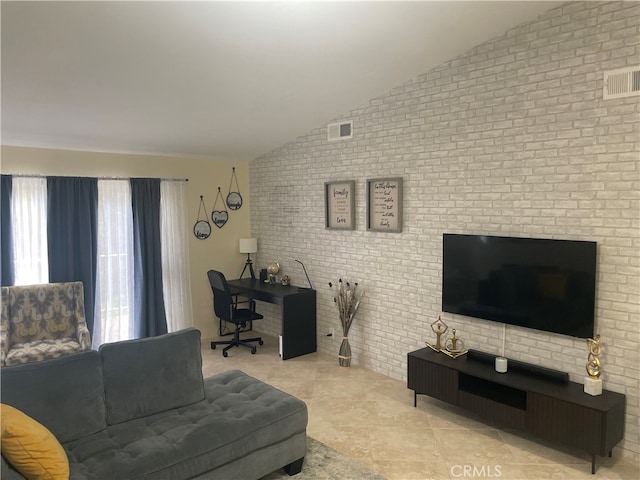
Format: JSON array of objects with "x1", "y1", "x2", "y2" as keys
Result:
[{"x1": 1, "y1": 403, "x2": 69, "y2": 480}]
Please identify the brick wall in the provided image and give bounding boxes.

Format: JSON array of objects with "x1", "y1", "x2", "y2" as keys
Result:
[{"x1": 250, "y1": 1, "x2": 639, "y2": 459}]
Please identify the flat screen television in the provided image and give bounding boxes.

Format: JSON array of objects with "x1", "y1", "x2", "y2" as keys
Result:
[{"x1": 442, "y1": 234, "x2": 597, "y2": 338}]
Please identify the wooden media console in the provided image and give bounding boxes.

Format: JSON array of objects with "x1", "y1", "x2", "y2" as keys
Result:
[{"x1": 407, "y1": 348, "x2": 626, "y2": 474}]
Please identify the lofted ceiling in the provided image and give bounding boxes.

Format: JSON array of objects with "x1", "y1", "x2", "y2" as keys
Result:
[{"x1": 1, "y1": 1, "x2": 562, "y2": 162}]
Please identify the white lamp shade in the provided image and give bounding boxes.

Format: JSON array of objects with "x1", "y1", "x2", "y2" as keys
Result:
[{"x1": 239, "y1": 238, "x2": 258, "y2": 254}]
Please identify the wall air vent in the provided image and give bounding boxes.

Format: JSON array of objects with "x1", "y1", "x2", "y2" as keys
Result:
[
  {"x1": 327, "y1": 120, "x2": 353, "y2": 141},
  {"x1": 603, "y1": 66, "x2": 640, "y2": 99}
]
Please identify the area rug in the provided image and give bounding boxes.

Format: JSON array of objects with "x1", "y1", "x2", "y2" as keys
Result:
[{"x1": 260, "y1": 437, "x2": 386, "y2": 480}]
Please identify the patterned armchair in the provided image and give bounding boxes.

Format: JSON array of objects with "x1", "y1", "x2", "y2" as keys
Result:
[{"x1": 1, "y1": 282, "x2": 92, "y2": 366}]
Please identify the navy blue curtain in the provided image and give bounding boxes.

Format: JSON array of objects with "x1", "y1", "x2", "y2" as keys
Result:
[
  {"x1": 131, "y1": 178, "x2": 167, "y2": 338},
  {"x1": 47, "y1": 177, "x2": 98, "y2": 334},
  {"x1": 1, "y1": 175, "x2": 15, "y2": 286}
]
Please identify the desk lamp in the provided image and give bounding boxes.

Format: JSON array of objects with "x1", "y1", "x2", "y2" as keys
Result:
[{"x1": 239, "y1": 238, "x2": 258, "y2": 279}]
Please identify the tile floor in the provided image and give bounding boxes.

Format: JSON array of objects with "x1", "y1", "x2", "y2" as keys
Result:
[{"x1": 201, "y1": 333, "x2": 639, "y2": 480}]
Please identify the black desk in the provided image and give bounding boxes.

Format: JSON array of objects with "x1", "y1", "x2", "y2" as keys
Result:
[{"x1": 227, "y1": 279, "x2": 317, "y2": 360}]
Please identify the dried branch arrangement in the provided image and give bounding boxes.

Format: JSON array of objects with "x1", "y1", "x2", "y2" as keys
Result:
[{"x1": 329, "y1": 279, "x2": 363, "y2": 367}]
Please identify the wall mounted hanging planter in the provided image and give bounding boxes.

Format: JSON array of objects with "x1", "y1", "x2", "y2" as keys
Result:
[
  {"x1": 226, "y1": 167, "x2": 243, "y2": 210},
  {"x1": 211, "y1": 187, "x2": 229, "y2": 228},
  {"x1": 193, "y1": 195, "x2": 212, "y2": 239}
]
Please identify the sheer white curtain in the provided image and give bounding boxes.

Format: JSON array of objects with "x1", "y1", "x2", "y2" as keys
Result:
[
  {"x1": 93, "y1": 179, "x2": 135, "y2": 347},
  {"x1": 11, "y1": 177, "x2": 48, "y2": 285},
  {"x1": 160, "y1": 180, "x2": 193, "y2": 332}
]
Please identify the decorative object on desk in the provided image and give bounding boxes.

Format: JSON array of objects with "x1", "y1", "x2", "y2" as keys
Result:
[
  {"x1": 239, "y1": 238, "x2": 258, "y2": 279},
  {"x1": 442, "y1": 329, "x2": 468, "y2": 359},
  {"x1": 281, "y1": 275, "x2": 290, "y2": 286},
  {"x1": 294, "y1": 259, "x2": 313, "y2": 289},
  {"x1": 211, "y1": 187, "x2": 229, "y2": 228},
  {"x1": 225, "y1": 166, "x2": 243, "y2": 210},
  {"x1": 193, "y1": 195, "x2": 212, "y2": 240},
  {"x1": 329, "y1": 278, "x2": 363, "y2": 367},
  {"x1": 366, "y1": 177, "x2": 403, "y2": 233},
  {"x1": 324, "y1": 180, "x2": 355, "y2": 230},
  {"x1": 259, "y1": 268, "x2": 268, "y2": 283},
  {"x1": 426, "y1": 315, "x2": 448, "y2": 352},
  {"x1": 584, "y1": 334, "x2": 603, "y2": 396},
  {"x1": 267, "y1": 262, "x2": 280, "y2": 284}
]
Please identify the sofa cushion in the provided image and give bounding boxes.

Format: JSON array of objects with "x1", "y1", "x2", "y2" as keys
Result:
[
  {"x1": 63, "y1": 370, "x2": 307, "y2": 480},
  {"x1": 0, "y1": 403, "x2": 70, "y2": 480},
  {"x1": 0, "y1": 350, "x2": 107, "y2": 444},
  {"x1": 99, "y1": 328, "x2": 205, "y2": 425}
]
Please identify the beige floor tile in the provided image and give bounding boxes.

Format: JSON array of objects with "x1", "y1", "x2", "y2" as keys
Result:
[
  {"x1": 373, "y1": 459, "x2": 451, "y2": 480},
  {"x1": 368, "y1": 425, "x2": 441, "y2": 463},
  {"x1": 434, "y1": 427, "x2": 516, "y2": 465},
  {"x1": 311, "y1": 423, "x2": 373, "y2": 465}
]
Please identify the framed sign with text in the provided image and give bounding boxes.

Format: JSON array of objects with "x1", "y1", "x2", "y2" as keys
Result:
[
  {"x1": 367, "y1": 177, "x2": 403, "y2": 233},
  {"x1": 325, "y1": 180, "x2": 355, "y2": 230}
]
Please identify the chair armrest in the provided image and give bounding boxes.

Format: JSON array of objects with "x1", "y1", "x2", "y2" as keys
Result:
[
  {"x1": 76, "y1": 322, "x2": 92, "y2": 351},
  {"x1": 0, "y1": 326, "x2": 8, "y2": 366},
  {"x1": 232, "y1": 298, "x2": 258, "y2": 311},
  {"x1": 1, "y1": 288, "x2": 9, "y2": 366}
]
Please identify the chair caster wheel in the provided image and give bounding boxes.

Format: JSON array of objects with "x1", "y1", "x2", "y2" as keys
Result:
[
  {"x1": 251, "y1": 348, "x2": 257, "y2": 354},
  {"x1": 211, "y1": 345, "x2": 216, "y2": 350},
  {"x1": 259, "y1": 340, "x2": 264, "y2": 346},
  {"x1": 223, "y1": 351, "x2": 228, "y2": 357}
]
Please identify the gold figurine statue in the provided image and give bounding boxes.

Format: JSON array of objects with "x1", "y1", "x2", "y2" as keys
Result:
[
  {"x1": 442, "y1": 329, "x2": 468, "y2": 359},
  {"x1": 445, "y1": 329, "x2": 464, "y2": 353},
  {"x1": 586, "y1": 334, "x2": 602, "y2": 379},
  {"x1": 426, "y1": 316, "x2": 448, "y2": 352}
]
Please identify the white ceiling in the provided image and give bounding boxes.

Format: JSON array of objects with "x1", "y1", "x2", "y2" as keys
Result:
[{"x1": 1, "y1": 1, "x2": 562, "y2": 162}]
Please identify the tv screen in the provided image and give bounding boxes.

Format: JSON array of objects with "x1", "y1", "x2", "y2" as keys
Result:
[{"x1": 442, "y1": 234, "x2": 596, "y2": 338}]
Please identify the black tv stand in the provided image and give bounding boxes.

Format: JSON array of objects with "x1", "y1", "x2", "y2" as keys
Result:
[{"x1": 408, "y1": 348, "x2": 626, "y2": 474}]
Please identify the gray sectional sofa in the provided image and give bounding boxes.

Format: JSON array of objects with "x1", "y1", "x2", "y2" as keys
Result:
[{"x1": 1, "y1": 328, "x2": 308, "y2": 479}]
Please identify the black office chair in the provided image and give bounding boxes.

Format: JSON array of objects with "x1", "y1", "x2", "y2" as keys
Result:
[{"x1": 207, "y1": 270, "x2": 264, "y2": 357}]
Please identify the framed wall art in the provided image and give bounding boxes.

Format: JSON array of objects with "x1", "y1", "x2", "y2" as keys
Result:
[
  {"x1": 324, "y1": 180, "x2": 355, "y2": 230},
  {"x1": 367, "y1": 177, "x2": 403, "y2": 233}
]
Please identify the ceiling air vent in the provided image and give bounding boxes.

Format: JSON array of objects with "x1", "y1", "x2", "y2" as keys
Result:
[
  {"x1": 603, "y1": 66, "x2": 640, "y2": 99},
  {"x1": 327, "y1": 120, "x2": 353, "y2": 141}
]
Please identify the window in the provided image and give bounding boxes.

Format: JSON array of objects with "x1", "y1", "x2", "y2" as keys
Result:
[
  {"x1": 93, "y1": 180, "x2": 135, "y2": 346},
  {"x1": 11, "y1": 177, "x2": 48, "y2": 285}
]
